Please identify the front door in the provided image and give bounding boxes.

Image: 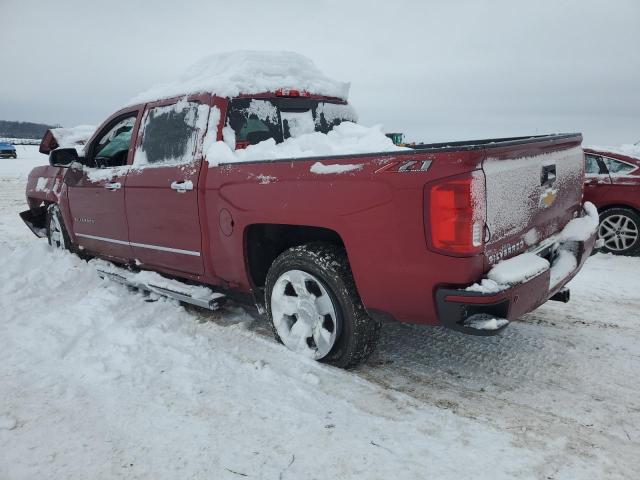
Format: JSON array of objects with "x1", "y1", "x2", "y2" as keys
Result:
[
  {"x1": 124, "y1": 98, "x2": 210, "y2": 275},
  {"x1": 66, "y1": 111, "x2": 140, "y2": 261}
]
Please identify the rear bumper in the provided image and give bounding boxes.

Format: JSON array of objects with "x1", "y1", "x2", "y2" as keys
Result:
[{"x1": 435, "y1": 225, "x2": 597, "y2": 336}]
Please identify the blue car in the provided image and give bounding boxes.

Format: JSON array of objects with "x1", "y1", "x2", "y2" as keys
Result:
[{"x1": 0, "y1": 142, "x2": 17, "y2": 159}]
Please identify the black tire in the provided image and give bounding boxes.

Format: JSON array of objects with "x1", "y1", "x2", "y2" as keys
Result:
[
  {"x1": 265, "y1": 242, "x2": 380, "y2": 369},
  {"x1": 46, "y1": 205, "x2": 72, "y2": 250},
  {"x1": 598, "y1": 207, "x2": 640, "y2": 256}
]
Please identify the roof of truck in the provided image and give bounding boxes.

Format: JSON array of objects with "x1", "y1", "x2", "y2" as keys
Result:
[
  {"x1": 128, "y1": 51, "x2": 350, "y2": 106},
  {"x1": 0, "y1": 142, "x2": 16, "y2": 150}
]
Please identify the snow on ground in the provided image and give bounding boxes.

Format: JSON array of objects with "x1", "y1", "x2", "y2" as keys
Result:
[
  {"x1": 1, "y1": 151, "x2": 640, "y2": 478},
  {"x1": 0, "y1": 145, "x2": 49, "y2": 178}
]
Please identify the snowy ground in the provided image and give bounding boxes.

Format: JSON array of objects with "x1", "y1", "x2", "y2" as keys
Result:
[{"x1": 1, "y1": 147, "x2": 639, "y2": 479}]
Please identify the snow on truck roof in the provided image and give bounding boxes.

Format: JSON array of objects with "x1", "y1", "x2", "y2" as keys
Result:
[{"x1": 129, "y1": 51, "x2": 351, "y2": 105}]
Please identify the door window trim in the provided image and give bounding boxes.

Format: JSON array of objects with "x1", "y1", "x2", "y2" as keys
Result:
[
  {"x1": 601, "y1": 156, "x2": 638, "y2": 176},
  {"x1": 86, "y1": 110, "x2": 141, "y2": 169}
]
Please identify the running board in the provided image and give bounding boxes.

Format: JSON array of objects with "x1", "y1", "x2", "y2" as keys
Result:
[{"x1": 96, "y1": 263, "x2": 225, "y2": 311}]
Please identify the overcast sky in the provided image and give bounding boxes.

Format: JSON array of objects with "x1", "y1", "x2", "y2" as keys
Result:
[{"x1": 1, "y1": 0, "x2": 638, "y2": 145}]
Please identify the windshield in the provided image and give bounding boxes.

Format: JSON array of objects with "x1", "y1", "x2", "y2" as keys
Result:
[{"x1": 226, "y1": 98, "x2": 357, "y2": 146}]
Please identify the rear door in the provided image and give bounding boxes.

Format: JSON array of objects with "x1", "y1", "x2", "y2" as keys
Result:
[
  {"x1": 125, "y1": 97, "x2": 211, "y2": 275},
  {"x1": 66, "y1": 111, "x2": 140, "y2": 260}
]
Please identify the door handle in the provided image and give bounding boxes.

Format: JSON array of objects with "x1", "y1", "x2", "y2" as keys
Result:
[
  {"x1": 104, "y1": 182, "x2": 121, "y2": 191},
  {"x1": 170, "y1": 180, "x2": 194, "y2": 193}
]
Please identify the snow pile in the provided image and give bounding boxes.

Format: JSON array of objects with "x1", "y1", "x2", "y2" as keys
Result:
[
  {"x1": 130, "y1": 50, "x2": 350, "y2": 105},
  {"x1": 587, "y1": 144, "x2": 640, "y2": 160},
  {"x1": 310, "y1": 161, "x2": 362, "y2": 174},
  {"x1": 487, "y1": 253, "x2": 550, "y2": 285},
  {"x1": 464, "y1": 316, "x2": 509, "y2": 331},
  {"x1": 468, "y1": 203, "x2": 598, "y2": 292},
  {"x1": 50, "y1": 125, "x2": 96, "y2": 147},
  {"x1": 558, "y1": 202, "x2": 599, "y2": 242},
  {"x1": 93, "y1": 259, "x2": 224, "y2": 304},
  {"x1": 549, "y1": 248, "x2": 578, "y2": 288},
  {"x1": 465, "y1": 278, "x2": 508, "y2": 294},
  {"x1": 0, "y1": 242, "x2": 545, "y2": 479},
  {"x1": 206, "y1": 122, "x2": 406, "y2": 165}
]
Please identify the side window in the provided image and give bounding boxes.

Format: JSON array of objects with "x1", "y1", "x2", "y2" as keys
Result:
[
  {"x1": 281, "y1": 110, "x2": 315, "y2": 139},
  {"x1": 227, "y1": 99, "x2": 282, "y2": 147},
  {"x1": 314, "y1": 102, "x2": 358, "y2": 134},
  {"x1": 135, "y1": 101, "x2": 206, "y2": 165},
  {"x1": 602, "y1": 157, "x2": 636, "y2": 176},
  {"x1": 92, "y1": 115, "x2": 137, "y2": 168},
  {"x1": 584, "y1": 154, "x2": 603, "y2": 175}
]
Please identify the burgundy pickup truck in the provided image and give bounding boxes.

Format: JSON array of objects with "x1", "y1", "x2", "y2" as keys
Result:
[{"x1": 20, "y1": 86, "x2": 597, "y2": 367}]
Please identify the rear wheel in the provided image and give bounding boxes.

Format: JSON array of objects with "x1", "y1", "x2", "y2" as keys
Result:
[
  {"x1": 46, "y1": 205, "x2": 70, "y2": 250},
  {"x1": 265, "y1": 242, "x2": 380, "y2": 368},
  {"x1": 598, "y1": 207, "x2": 640, "y2": 256}
]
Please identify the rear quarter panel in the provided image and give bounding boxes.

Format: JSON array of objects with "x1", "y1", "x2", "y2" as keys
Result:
[{"x1": 203, "y1": 150, "x2": 485, "y2": 324}]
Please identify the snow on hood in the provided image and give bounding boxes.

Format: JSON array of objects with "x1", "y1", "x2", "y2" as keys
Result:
[
  {"x1": 586, "y1": 144, "x2": 640, "y2": 160},
  {"x1": 50, "y1": 125, "x2": 96, "y2": 147},
  {"x1": 205, "y1": 122, "x2": 408, "y2": 166},
  {"x1": 129, "y1": 51, "x2": 350, "y2": 105}
]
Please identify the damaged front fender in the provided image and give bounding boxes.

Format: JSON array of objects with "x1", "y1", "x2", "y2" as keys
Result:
[{"x1": 20, "y1": 206, "x2": 48, "y2": 238}]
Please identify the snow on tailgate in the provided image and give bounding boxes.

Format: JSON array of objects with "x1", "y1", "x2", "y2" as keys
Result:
[{"x1": 483, "y1": 145, "x2": 584, "y2": 243}]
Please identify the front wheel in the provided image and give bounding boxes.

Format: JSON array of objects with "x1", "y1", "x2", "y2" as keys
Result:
[
  {"x1": 598, "y1": 207, "x2": 640, "y2": 256},
  {"x1": 265, "y1": 242, "x2": 380, "y2": 369},
  {"x1": 46, "y1": 205, "x2": 70, "y2": 250}
]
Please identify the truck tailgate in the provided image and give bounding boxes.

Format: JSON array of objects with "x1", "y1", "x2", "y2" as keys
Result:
[{"x1": 482, "y1": 134, "x2": 584, "y2": 266}]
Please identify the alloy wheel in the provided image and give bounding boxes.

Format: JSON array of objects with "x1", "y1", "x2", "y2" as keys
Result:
[
  {"x1": 270, "y1": 269, "x2": 339, "y2": 359},
  {"x1": 598, "y1": 214, "x2": 638, "y2": 252}
]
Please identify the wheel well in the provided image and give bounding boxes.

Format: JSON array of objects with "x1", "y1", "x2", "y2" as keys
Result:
[
  {"x1": 245, "y1": 224, "x2": 346, "y2": 289},
  {"x1": 598, "y1": 204, "x2": 640, "y2": 215}
]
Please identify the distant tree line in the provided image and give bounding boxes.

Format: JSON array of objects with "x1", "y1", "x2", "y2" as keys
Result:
[{"x1": 0, "y1": 120, "x2": 60, "y2": 139}]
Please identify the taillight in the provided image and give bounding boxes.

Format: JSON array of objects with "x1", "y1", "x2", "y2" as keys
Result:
[{"x1": 425, "y1": 172, "x2": 486, "y2": 256}]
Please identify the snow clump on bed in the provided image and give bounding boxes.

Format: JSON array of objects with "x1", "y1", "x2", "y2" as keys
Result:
[{"x1": 206, "y1": 122, "x2": 407, "y2": 166}]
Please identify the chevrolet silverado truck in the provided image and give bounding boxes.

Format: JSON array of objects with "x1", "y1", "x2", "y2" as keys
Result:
[{"x1": 20, "y1": 89, "x2": 598, "y2": 368}]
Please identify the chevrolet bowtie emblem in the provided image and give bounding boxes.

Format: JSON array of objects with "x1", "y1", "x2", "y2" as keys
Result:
[{"x1": 541, "y1": 189, "x2": 557, "y2": 207}]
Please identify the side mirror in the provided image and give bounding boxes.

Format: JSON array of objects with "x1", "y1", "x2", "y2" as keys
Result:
[{"x1": 49, "y1": 148, "x2": 80, "y2": 167}]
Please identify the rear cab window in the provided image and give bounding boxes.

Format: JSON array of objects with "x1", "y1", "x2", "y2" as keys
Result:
[{"x1": 226, "y1": 97, "x2": 357, "y2": 148}]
